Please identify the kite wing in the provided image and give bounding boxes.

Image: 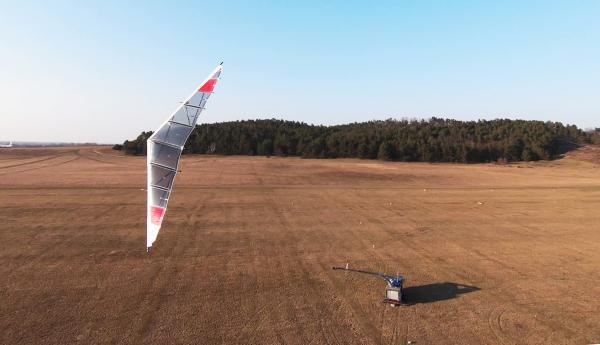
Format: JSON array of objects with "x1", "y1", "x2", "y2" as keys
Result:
[{"x1": 146, "y1": 63, "x2": 222, "y2": 250}]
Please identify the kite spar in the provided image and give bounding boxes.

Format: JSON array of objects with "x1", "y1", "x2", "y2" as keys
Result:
[{"x1": 146, "y1": 63, "x2": 223, "y2": 251}]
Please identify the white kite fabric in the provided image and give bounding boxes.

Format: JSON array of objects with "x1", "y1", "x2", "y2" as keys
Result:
[{"x1": 147, "y1": 64, "x2": 222, "y2": 250}]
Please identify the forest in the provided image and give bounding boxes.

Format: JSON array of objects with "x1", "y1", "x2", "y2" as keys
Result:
[{"x1": 118, "y1": 118, "x2": 591, "y2": 163}]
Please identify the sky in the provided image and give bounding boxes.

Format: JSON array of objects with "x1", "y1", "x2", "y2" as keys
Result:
[{"x1": 1, "y1": 1, "x2": 599, "y2": 143}]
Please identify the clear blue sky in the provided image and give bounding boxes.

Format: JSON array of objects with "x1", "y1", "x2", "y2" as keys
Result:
[{"x1": 1, "y1": 1, "x2": 599, "y2": 143}]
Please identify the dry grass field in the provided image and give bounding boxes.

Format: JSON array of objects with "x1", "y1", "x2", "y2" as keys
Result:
[{"x1": 1, "y1": 146, "x2": 599, "y2": 345}]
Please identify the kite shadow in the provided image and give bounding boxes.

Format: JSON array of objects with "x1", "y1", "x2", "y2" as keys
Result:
[{"x1": 402, "y1": 282, "x2": 480, "y2": 305}]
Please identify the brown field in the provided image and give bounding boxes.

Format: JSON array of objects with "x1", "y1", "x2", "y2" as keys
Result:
[{"x1": 1, "y1": 146, "x2": 599, "y2": 345}]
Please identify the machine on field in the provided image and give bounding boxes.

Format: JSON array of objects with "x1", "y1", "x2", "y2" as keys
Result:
[{"x1": 332, "y1": 264, "x2": 404, "y2": 306}]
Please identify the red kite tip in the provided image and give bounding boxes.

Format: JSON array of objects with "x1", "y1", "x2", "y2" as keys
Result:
[{"x1": 199, "y1": 78, "x2": 217, "y2": 92}]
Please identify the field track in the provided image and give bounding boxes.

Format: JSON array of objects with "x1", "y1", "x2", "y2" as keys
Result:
[{"x1": 1, "y1": 146, "x2": 599, "y2": 344}]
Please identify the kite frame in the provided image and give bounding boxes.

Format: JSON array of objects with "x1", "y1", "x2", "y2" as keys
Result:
[{"x1": 146, "y1": 63, "x2": 223, "y2": 251}]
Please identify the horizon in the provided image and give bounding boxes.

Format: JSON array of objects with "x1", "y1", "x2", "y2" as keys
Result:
[
  {"x1": 4, "y1": 116, "x2": 597, "y2": 145},
  {"x1": 1, "y1": 1, "x2": 599, "y2": 143}
]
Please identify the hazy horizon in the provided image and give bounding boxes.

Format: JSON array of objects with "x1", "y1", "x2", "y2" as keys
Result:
[
  {"x1": 2, "y1": 116, "x2": 597, "y2": 145},
  {"x1": 1, "y1": 1, "x2": 599, "y2": 143}
]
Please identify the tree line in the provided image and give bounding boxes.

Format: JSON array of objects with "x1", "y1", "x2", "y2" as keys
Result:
[{"x1": 117, "y1": 118, "x2": 591, "y2": 163}]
